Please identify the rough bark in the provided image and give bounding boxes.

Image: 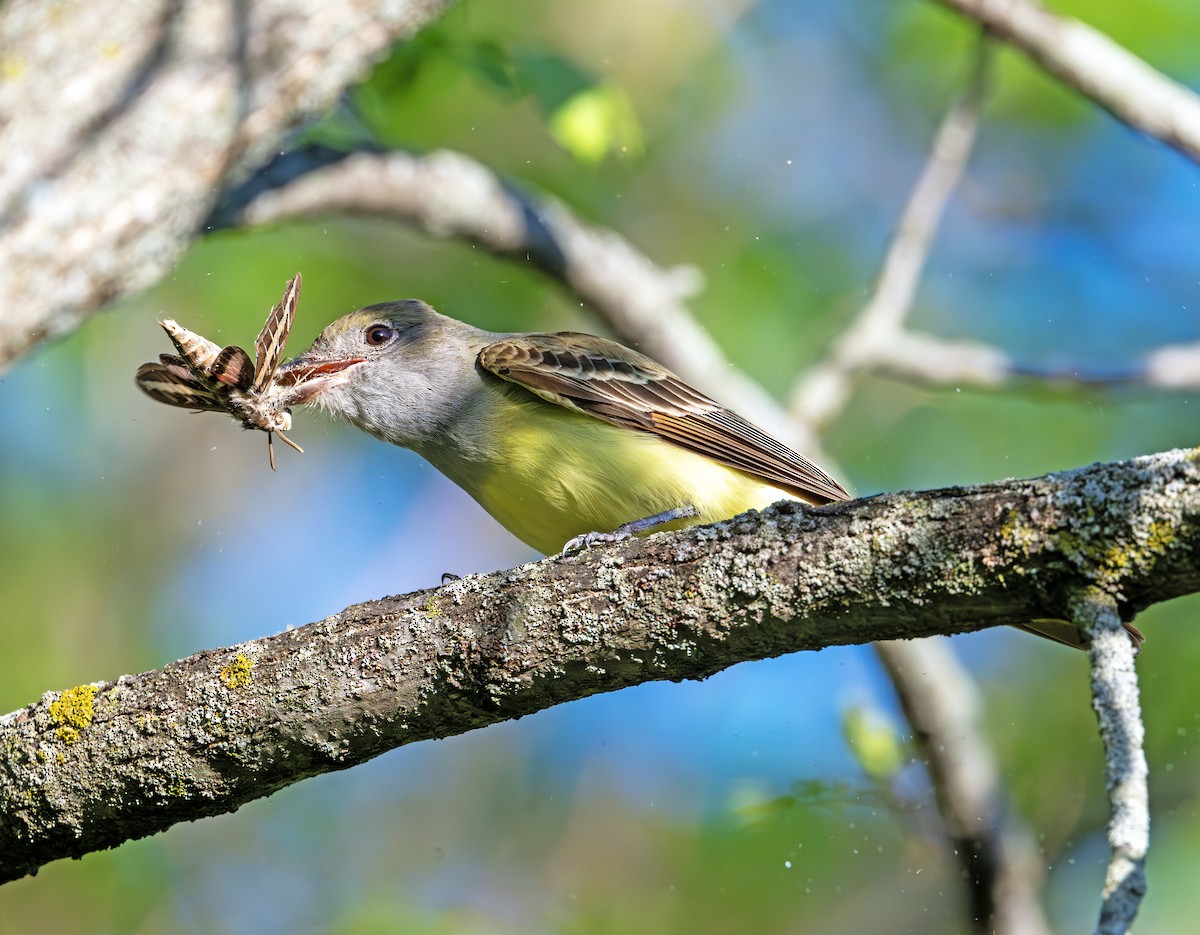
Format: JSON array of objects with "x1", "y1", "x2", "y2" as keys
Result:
[
  {"x1": 0, "y1": 0, "x2": 450, "y2": 369},
  {"x1": 1, "y1": 447, "x2": 1196, "y2": 884}
]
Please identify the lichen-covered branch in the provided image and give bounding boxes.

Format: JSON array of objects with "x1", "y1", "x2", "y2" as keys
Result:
[
  {"x1": 1, "y1": 448, "x2": 1197, "y2": 884},
  {"x1": 0, "y1": 0, "x2": 450, "y2": 369},
  {"x1": 1071, "y1": 589, "x2": 1150, "y2": 934}
]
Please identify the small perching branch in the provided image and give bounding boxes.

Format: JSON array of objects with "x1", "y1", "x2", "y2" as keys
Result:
[
  {"x1": 1, "y1": 448, "x2": 1198, "y2": 885},
  {"x1": 935, "y1": 0, "x2": 1200, "y2": 166},
  {"x1": 1071, "y1": 589, "x2": 1150, "y2": 934}
]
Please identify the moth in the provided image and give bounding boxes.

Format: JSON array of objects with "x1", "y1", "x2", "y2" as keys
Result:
[{"x1": 136, "y1": 273, "x2": 347, "y2": 470}]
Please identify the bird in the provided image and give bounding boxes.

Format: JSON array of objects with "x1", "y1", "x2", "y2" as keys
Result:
[
  {"x1": 279, "y1": 301, "x2": 846, "y2": 554},
  {"x1": 278, "y1": 299, "x2": 1141, "y2": 651}
]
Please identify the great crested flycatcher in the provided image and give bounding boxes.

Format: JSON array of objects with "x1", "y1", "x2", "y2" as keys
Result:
[{"x1": 279, "y1": 300, "x2": 1141, "y2": 651}]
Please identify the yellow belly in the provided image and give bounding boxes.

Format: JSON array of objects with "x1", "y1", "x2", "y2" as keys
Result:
[{"x1": 467, "y1": 396, "x2": 794, "y2": 555}]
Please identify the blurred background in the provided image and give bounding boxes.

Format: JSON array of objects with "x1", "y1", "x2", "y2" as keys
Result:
[{"x1": 3, "y1": 0, "x2": 1200, "y2": 931}]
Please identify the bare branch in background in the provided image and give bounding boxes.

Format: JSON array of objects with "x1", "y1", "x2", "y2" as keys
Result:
[
  {"x1": 219, "y1": 148, "x2": 1200, "y2": 419},
  {"x1": 789, "y1": 40, "x2": 995, "y2": 431},
  {"x1": 0, "y1": 0, "x2": 450, "y2": 369},
  {"x1": 878, "y1": 638, "x2": 1052, "y2": 935},
  {"x1": 936, "y1": 0, "x2": 1200, "y2": 166},
  {"x1": 2, "y1": 448, "x2": 1196, "y2": 885}
]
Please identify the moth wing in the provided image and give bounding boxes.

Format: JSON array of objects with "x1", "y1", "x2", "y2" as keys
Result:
[
  {"x1": 158, "y1": 353, "x2": 204, "y2": 383},
  {"x1": 211, "y1": 345, "x2": 255, "y2": 391},
  {"x1": 136, "y1": 362, "x2": 227, "y2": 412},
  {"x1": 161, "y1": 320, "x2": 222, "y2": 375},
  {"x1": 254, "y1": 273, "x2": 301, "y2": 392}
]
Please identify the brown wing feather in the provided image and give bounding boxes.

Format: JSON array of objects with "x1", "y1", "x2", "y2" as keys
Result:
[{"x1": 478, "y1": 333, "x2": 848, "y2": 504}]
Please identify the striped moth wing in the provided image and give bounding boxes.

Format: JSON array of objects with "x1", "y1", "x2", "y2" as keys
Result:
[{"x1": 135, "y1": 274, "x2": 305, "y2": 469}]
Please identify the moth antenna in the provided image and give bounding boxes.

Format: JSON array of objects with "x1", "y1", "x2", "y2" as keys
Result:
[
  {"x1": 276, "y1": 430, "x2": 304, "y2": 454},
  {"x1": 268, "y1": 432, "x2": 277, "y2": 472}
]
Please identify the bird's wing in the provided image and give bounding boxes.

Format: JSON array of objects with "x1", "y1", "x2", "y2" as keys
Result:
[{"x1": 478, "y1": 333, "x2": 848, "y2": 504}]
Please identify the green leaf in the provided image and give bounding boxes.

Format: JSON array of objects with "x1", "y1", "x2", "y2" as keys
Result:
[
  {"x1": 842, "y1": 707, "x2": 905, "y2": 783},
  {"x1": 549, "y1": 82, "x2": 645, "y2": 164}
]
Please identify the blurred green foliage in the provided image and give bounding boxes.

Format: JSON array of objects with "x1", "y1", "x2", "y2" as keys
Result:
[{"x1": 3, "y1": 0, "x2": 1200, "y2": 932}]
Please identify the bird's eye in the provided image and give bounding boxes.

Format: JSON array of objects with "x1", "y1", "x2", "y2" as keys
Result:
[{"x1": 365, "y1": 324, "x2": 395, "y2": 347}]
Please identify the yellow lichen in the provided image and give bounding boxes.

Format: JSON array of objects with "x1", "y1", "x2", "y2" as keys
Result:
[
  {"x1": 49, "y1": 685, "x2": 97, "y2": 741},
  {"x1": 220, "y1": 653, "x2": 254, "y2": 690},
  {"x1": 1143, "y1": 519, "x2": 1177, "y2": 554},
  {"x1": 1099, "y1": 544, "x2": 1132, "y2": 578},
  {"x1": 424, "y1": 597, "x2": 443, "y2": 616}
]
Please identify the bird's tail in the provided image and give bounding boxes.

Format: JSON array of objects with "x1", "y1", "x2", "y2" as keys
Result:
[{"x1": 1018, "y1": 618, "x2": 1145, "y2": 652}]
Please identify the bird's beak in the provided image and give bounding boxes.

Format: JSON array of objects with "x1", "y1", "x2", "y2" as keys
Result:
[{"x1": 275, "y1": 355, "x2": 366, "y2": 405}]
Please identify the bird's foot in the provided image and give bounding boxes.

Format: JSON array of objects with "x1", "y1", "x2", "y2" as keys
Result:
[
  {"x1": 561, "y1": 529, "x2": 632, "y2": 555},
  {"x1": 560, "y1": 504, "x2": 699, "y2": 556}
]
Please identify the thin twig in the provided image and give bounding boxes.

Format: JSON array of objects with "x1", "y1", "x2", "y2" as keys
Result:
[{"x1": 1070, "y1": 588, "x2": 1150, "y2": 935}]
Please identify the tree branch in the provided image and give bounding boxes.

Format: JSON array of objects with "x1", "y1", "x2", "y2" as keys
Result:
[
  {"x1": 0, "y1": 0, "x2": 450, "y2": 369},
  {"x1": 1, "y1": 448, "x2": 1196, "y2": 884}
]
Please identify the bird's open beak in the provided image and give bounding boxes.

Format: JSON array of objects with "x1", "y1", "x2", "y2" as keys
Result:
[{"x1": 275, "y1": 355, "x2": 366, "y2": 405}]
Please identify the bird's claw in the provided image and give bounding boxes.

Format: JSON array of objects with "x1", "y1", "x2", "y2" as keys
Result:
[{"x1": 561, "y1": 529, "x2": 632, "y2": 556}]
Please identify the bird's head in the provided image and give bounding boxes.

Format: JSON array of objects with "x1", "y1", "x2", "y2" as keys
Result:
[{"x1": 278, "y1": 300, "x2": 488, "y2": 447}]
